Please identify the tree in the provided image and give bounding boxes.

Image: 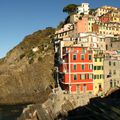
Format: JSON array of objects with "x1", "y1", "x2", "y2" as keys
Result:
[{"x1": 63, "y1": 4, "x2": 77, "y2": 15}]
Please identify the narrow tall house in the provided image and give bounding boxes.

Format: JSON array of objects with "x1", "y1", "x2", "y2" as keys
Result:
[
  {"x1": 93, "y1": 49, "x2": 104, "y2": 96},
  {"x1": 59, "y1": 46, "x2": 93, "y2": 94}
]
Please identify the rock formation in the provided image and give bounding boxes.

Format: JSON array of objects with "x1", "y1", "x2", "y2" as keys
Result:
[{"x1": 0, "y1": 28, "x2": 55, "y2": 104}]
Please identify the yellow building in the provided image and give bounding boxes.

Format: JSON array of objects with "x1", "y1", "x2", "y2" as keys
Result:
[
  {"x1": 110, "y1": 10, "x2": 120, "y2": 23},
  {"x1": 88, "y1": 16, "x2": 95, "y2": 32},
  {"x1": 93, "y1": 50, "x2": 104, "y2": 96}
]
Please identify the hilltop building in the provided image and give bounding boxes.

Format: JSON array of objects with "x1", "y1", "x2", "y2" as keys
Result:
[
  {"x1": 99, "y1": 9, "x2": 120, "y2": 23},
  {"x1": 76, "y1": 3, "x2": 90, "y2": 15},
  {"x1": 54, "y1": 3, "x2": 120, "y2": 96},
  {"x1": 95, "y1": 5, "x2": 118, "y2": 17}
]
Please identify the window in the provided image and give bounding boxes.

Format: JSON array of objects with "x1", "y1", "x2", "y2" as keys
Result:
[
  {"x1": 88, "y1": 55, "x2": 92, "y2": 60},
  {"x1": 82, "y1": 48, "x2": 85, "y2": 53},
  {"x1": 109, "y1": 70, "x2": 112, "y2": 75},
  {"x1": 89, "y1": 64, "x2": 93, "y2": 70},
  {"x1": 95, "y1": 58, "x2": 97, "y2": 62},
  {"x1": 73, "y1": 64, "x2": 76, "y2": 70},
  {"x1": 73, "y1": 54, "x2": 77, "y2": 60},
  {"x1": 81, "y1": 54, "x2": 84, "y2": 60},
  {"x1": 97, "y1": 75, "x2": 99, "y2": 79},
  {"x1": 74, "y1": 74, "x2": 77, "y2": 80},
  {"x1": 94, "y1": 66, "x2": 96, "y2": 70},
  {"x1": 81, "y1": 64, "x2": 85, "y2": 70},
  {"x1": 89, "y1": 74, "x2": 93, "y2": 79},
  {"x1": 97, "y1": 66, "x2": 101, "y2": 70},
  {"x1": 100, "y1": 58, "x2": 102, "y2": 62},
  {"x1": 81, "y1": 74, "x2": 85, "y2": 80},
  {"x1": 102, "y1": 75, "x2": 104, "y2": 79},
  {"x1": 94, "y1": 75, "x2": 96, "y2": 79},
  {"x1": 113, "y1": 70, "x2": 116, "y2": 75},
  {"x1": 114, "y1": 80, "x2": 116, "y2": 87},
  {"x1": 109, "y1": 61, "x2": 111, "y2": 66},
  {"x1": 102, "y1": 66, "x2": 104, "y2": 70},
  {"x1": 110, "y1": 79, "x2": 113, "y2": 88},
  {"x1": 113, "y1": 62, "x2": 116, "y2": 66}
]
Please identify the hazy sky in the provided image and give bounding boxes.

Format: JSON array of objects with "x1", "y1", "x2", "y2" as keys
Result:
[{"x1": 0, "y1": 0, "x2": 120, "y2": 58}]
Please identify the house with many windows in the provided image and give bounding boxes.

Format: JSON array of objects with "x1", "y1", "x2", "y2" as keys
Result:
[
  {"x1": 104, "y1": 53, "x2": 120, "y2": 93},
  {"x1": 93, "y1": 50, "x2": 104, "y2": 96},
  {"x1": 59, "y1": 46, "x2": 93, "y2": 94}
]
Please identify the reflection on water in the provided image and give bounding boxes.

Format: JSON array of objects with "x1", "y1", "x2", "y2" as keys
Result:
[{"x1": 0, "y1": 104, "x2": 28, "y2": 120}]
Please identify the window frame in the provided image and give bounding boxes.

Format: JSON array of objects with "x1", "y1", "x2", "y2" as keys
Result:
[{"x1": 73, "y1": 54, "x2": 77, "y2": 60}]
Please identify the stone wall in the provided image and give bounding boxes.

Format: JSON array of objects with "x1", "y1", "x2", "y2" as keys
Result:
[{"x1": 18, "y1": 87, "x2": 93, "y2": 120}]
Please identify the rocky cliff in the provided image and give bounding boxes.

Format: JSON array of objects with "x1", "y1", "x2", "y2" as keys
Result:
[{"x1": 0, "y1": 28, "x2": 55, "y2": 104}]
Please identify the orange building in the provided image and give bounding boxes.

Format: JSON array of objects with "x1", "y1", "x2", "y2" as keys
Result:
[
  {"x1": 59, "y1": 46, "x2": 93, "y2": 94},
  {"x1": 75, "y1": 17, "x2": 89, "y2": 33},
  {"x1": 99, "y1": 13, "x2": 111, "y2": 23}
]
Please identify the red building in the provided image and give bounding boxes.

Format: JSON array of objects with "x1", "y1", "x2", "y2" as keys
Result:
[
  {"x1": 59, "y1": 46, "x2": 93, "y2": 94},
  {"x1": 99, "y1": 13, "x2": 111, "y2": 23}
]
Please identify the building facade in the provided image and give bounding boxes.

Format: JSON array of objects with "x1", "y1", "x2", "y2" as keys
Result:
[
  {"x1": 59, "y1": 46, "x2": 93, "y2": 94},
  {"x1": 104, "y1": 55, "x2": 120, "y2": 93},
  {"x1": 99, "y1": 10, "x2": 120, "y2": 23},
  {"x1": 93, "y1": 50, "x2": 104, "y2": 96},
  {"x1": 95, "y1": 5, "x2": 117, "y2": 17}
]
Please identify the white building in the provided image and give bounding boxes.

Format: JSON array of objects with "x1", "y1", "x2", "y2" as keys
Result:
[{"x1": 76, "y1": 3, "x2": 89, "y2": 15}]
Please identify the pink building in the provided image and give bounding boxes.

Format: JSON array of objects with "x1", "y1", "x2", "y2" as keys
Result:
[{"x1": 75, "y1": 16, "x2": 89, "y2": 33}]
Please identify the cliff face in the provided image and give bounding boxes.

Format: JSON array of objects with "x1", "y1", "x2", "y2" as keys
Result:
[{"x1": 0, "y1": 28, "x2": 55, "y2": 104}]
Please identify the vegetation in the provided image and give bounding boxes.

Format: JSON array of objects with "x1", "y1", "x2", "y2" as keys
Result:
[
  {"x1": 63, "y1": 4, "x2": 77, "y2": 15},
  {"x1": 0, "y1": 27, "x2": 55, "y2": 104}
]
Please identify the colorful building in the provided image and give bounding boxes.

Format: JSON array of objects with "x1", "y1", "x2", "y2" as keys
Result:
[
  {"x1": 93, "y1": 50, "x2": 104, "y2": 96},
  {"x1": 95, "y1": 5, "x2": 117, "y2": 17},
  {"x1": 75, "y1": 16, "x2": 89, "y2": 33},
  {"x1": 99, "y1": 10, "x2": 120, "y2": 23},
  {"x1": 59, "y1": 46, "x2": 93, "y2": 94},
  {"x1": 55, "y1": 23, "x2": 74, "y2": 39},
  {"x1": 75, "y1": 16, "x2": 95, "y2": 33},
  {"x1": 92, "y1": 22, "x2": 120, "y2": 35}
]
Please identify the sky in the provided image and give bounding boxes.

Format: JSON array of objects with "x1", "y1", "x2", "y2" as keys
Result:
[{"x1": 0, "y1": 0, "x2": 120, "y2": 58}]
